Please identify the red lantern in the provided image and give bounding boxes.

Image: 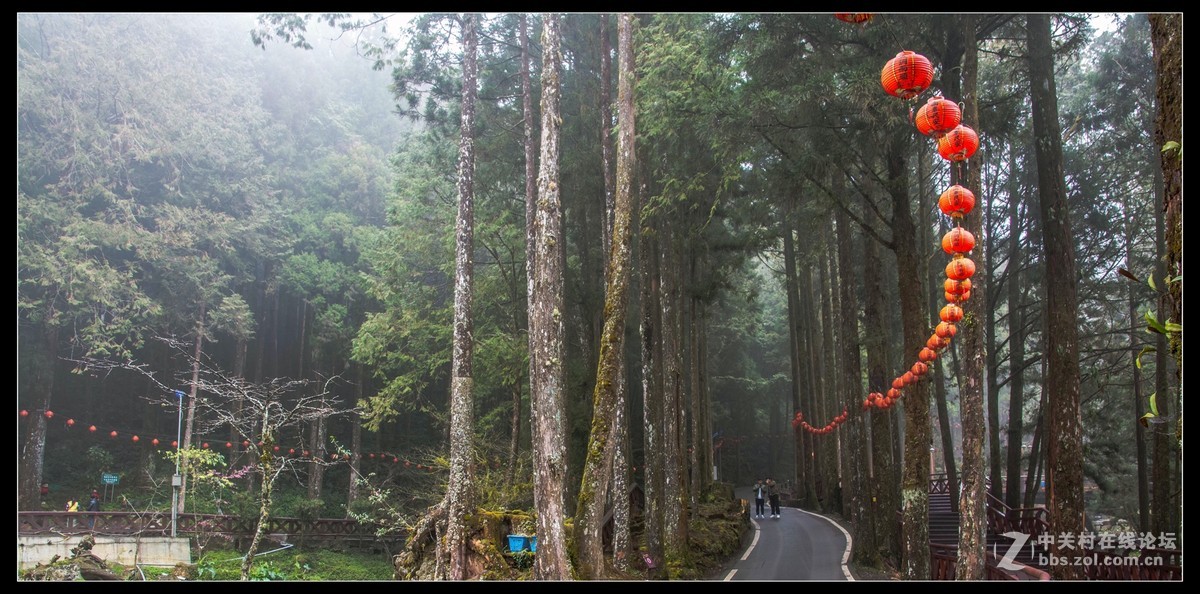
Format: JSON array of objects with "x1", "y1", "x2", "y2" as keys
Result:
[
  {"x1": 44, "y1": 410, "x2": 54, "y2": 419},
  {"x1": 835, "y1": 13, "x2": 873, "y2": 24},
  {"x1": 257, "y1": 441, "x2": 264, "y2": 447},
  {"x1": 369, "y1": 453, "x2": 376, "y2": 459},
  {"x1": 915, "y1": 95, "x2": 962, "y2": 138},
  {"x1": 878, "y1": 398, "x2": 891, "y2": 409},
  {"x1": 926, "y1": 335, "x2": 944, "y2": 350},
  {"x1": 273, "y1": 445, "x2": 280, "y2": 452},
  {"x1": 940, "y1": 304, "x2": 964, "y2": 323},
  {"x1": 303, "y1": 450, "x2": 310, "y2": 457},
  {"x1": 405, "y1": 460, "x2": 412, "y2": 468},
  {"x1": 393, "y1": 457, "x2": 399, "y2": 463},
  {"x1": 891, "y1": 377, "x2": 905, "y2": 390},
  {"x1": 944, "y1": 278, "x2": 972, "y2": 295},
  {"x1": 152, "y1": 438, "x2": 160, "y2": 446},
  {"x1": 919, "y1": 347, "x2": 938, "y2": 362},
  {"x1": 132, "y1": 435, "x2": 140, "y2": 442},
  {"x1": 226, "y1": 442, "x2": 233, "y2": 448},
  {"x1": 172, "y1": 440, "x2": 178, "y2": 448},
  {"x1": 887, "y1": 388, "x2": 901, "y2": 400},
  {"x1": 902, "y1": 371, "x2": 916, "y2": 384},
  {"x1": 946, "y1": 255, "x2": 977, "y2": 281},
  {"x1": 911, "y1": 361, "x2": 929, "y2": 376},
  {"x1": 20, "y1": 409, "x2": 28, "y2": 417},
  {"x1": 289, "y1": 448, "x2": 296, "y2": 455},
  {"x1": 202, "y1": 442, "x2": 209, "y2": 449},
  {"x1": 67, "y1": 418, "x2": 76, "y2": 427},
  {"x1": 89, "y1": 425, "x2": 97, "y2": 433},
  {"x1": 938, "y1": 185, "x2": 976, "y2": 218},
  {"x1": 935, "y1": 322, "x2": 957, "y2": 339},
  {"x1": 937, "y1": 125, "x2": 979, "y2": 162},
  {"x1": 243, "y1": 440, "x2": 250, "y2": 447},
  {"x1": 941, "y1": 228, "x2": 976, "y2": 255},
  {"x1": 881, "y1": 51, "x2": 934, "y2": 100},
  {"x1": 863, "y1": 399, "x2": 872, "y2": 409},
  {"x1": 946, "y1": 290, "x2": 972, "y2": 304},
  {"x1": 110, "y1": 430, "x2": 118, "y2": 438}
]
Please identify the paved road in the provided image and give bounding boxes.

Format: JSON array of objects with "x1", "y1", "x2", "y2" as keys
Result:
[{"x1": 720, "y1": 487, "x2": 852, "y2": 581}]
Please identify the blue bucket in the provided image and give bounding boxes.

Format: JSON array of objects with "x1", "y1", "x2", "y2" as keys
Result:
[
  {"x1": 507, "y1": 534, "x2": 529, "y2": 552},
  {"x1": 529, "y1": 536, "x2": 537, "y2": 552}
]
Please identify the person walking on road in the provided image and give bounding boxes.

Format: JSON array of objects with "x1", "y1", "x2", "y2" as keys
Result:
[
  {"x1": 767, "y1": 478, "x2": 781, "y2": 518},
  {"x1": 754, "y1": 479, "x2": 768, "y2": 519}
]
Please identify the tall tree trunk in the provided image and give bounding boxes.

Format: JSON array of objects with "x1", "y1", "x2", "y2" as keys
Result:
[
  {"x1": 800, "y1": 264, "x2": 823, "y2": 505},
  {"x1": 526, "y1": 12, "x2": 571, "y2": 582},
  {"x1": 1126, "y1": 207, "x2": 1150, "y2": 532},
  {"x1": 1028, "y1": 14, "x2": 1085, "y2": 579},
  {"x1": 954, "y1": 16, "x2": 987, "y2": 578},
  {"x1": 688, "y1": 275, "x2": 702, "y2": 504},
  {"x1": 885, "y1": 131, "x2": 931, "y2": 581},
  {"x1": 659, "y1": 221, "x2": 689, "y2": 559},
  {"x1": 348, "y1": 364, "x2": 363, "y2": 512},
  {"x1": 818, "y1": 239, "x2": 839, "y2": 511},
  {"x1": 515, "y1": 12, "x2": 536, "y2": 491},
  {"x1": 640, "y1": 218, "x2": 665, "y2": 573},
  {"x1": 1003, "y1": 147, "x2": 1026, "y2": 510},
  {"x1": 1023, "y1": 366, "x2": 1047, "y2": 510},
  {"x1": 783, "y1": 220, "x2": 812, "y2": 506},
  {"x1": 574, "y1": 12, "x2": 637, "y2": 579},
  {"x1": 441, "y1": 12, "x2": 479, "y2": 581},
  {"x1": 307, "y1": 414, "x2": 327, "y2": 500},
  {"x1": 179, "y1": 304, "x2": 206, "y2": 516},
  {"x1": 1149, "y1": 12, "x2": 1182, "y2": 542},
  {"x1": 835, "y1": 203, "x2": 869, "y2": 563},
  {"x1": 864, "y1": 238, "x2": 897, "y2": 562}
]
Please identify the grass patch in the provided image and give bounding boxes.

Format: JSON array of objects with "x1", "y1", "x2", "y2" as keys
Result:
[{"x1": 193, "y1": 546, "x2": 394, "y2": 581}]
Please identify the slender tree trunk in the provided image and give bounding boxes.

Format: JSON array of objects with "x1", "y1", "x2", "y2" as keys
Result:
[
  {"x1": 818, "y1": 239, "x2": 839, "y2": 510},
  {"x1": 954, "y1": 17, "x2": 987, "y2": 578},
  {"x1": 800, "y1": 264, "x2": 823, "y2": 505},
  {"x1": 1028, "y1": 14, "x2": 1085, "y2": 578},
  {"x1": 179, "y1": 304, "x2": 206, "y2": 515},
  {"x1": 574, "y1": 12, "x2": 637, "y2": 578},
  {"x1": 1003, "y1": 148, "x2": 1026, "y2": 510},
  {"x1": 659, "y1": 221, "x2": 689, "y2": 559},
  {"x1": 640, "y1": 219, "x2": 665, "y2": 574},
  {"x1": 835, "y1": 204, "x2": 870, "y2": 563},
  {"x1": 441, "y1": 12, "x2": 479, "y2": 581},
  {"x1": 864, "y1": 238, "x2": 897, "y2": 562},
  {"x1": 517, "y1": 10, "x2": 536, "y2": 492},
  {"x1": 307, "y1": 414, "x2": 327, "y2": 499},
  {"x1": 1151, "y1": 135, "x2": 1175, "y2": 539},
  {"x1": 1126, "y1": 209, "x2": 1149, "y2": 532},
  {"x1": 348, "y1": 364, "x2": 363, "y2": 512},
  {"x1": 783, "y1": 220, "x2": 811, "y2": 506},
  {"x1": 1023, "y1": 368, "x2": 1047, "y2": 510},
  {"x1": 240, "y1": 413, "x2": 275, "y2": 581}
]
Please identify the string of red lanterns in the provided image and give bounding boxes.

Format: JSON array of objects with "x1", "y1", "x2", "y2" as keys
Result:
[
  {"x1": 863, "y1": 47, "x2": 981, "y2": 413},
  {"x1": 790, "y1": 409, "x2": 849, "y2": 436},
  {"x1": 834, "y1": 13, "x2": 874, "y2": 25},
  {"x1": 18, "y1": 410, "x2": 440, "y2": 470}
]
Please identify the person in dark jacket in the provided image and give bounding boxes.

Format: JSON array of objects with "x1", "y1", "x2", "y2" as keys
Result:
[
  {"x1": 753, "y1": 479, "x2": 768, "y2": 519},
  {"x1": 86, "y1": 494, "x2": 100, "y2": 529},
  {"x1": 767, "y1": 478, "x2": 781, "y2": 518}
]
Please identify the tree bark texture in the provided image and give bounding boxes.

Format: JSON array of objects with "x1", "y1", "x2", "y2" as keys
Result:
[{"x1": 1028, "y1": 13, "x2": 1086, "y2": 579}]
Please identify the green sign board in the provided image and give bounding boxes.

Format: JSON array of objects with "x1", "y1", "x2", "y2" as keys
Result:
[{"x1": 101, "y1": 473, "x2": 119, "y2": 485}]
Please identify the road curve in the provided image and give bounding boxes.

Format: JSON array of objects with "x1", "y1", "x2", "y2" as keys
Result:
[{"x1": 720, "y1": 488, "x2": 852, "y2": 581}]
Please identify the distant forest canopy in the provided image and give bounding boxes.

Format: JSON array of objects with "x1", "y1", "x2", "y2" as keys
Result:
[{"x1": 18, "y1": 12, "x2": 1180, "y2": 563}]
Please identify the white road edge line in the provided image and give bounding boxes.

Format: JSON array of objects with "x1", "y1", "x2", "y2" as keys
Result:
[
  {"x1": 792, "y1": 507, "x2": 855, "y2": 581},
  {"x1": 740, "y1": 519, "x2": 761, "y2": 562},
  {"x1": 723, "y1": 568, "x2": 738, "y2": 581}
]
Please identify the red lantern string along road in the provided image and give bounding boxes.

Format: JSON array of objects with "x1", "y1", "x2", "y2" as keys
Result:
[
  {"x1": 865, "y1": 50, "x2": 986, "y2": 412},
  {"x1": 881, "y1": 51, "x2": 934, "y2": 100},
  {"x1": 915, "y1": 95, "x2": 962, "y2": 138},
  {"x1": 792, "y1": 408, "x2": 849, "y2": 436},
  {"x1": 834, "y1": 13, "x2": 873, "y2": 24}
]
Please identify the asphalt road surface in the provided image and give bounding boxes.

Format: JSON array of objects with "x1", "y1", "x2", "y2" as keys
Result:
[{"x1": 720, "y1": 487, "x2": 852, "y2": 581}]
